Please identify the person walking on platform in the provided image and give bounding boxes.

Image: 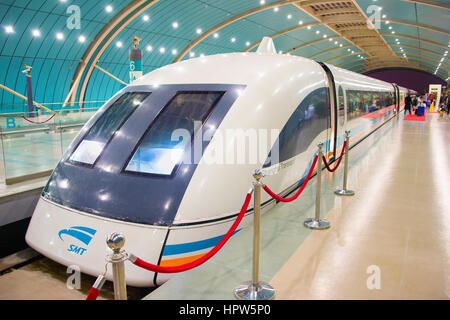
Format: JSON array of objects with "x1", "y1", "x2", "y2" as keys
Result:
[{"x1": 404, "y1": 94, "x2": 412, "y2": 115}]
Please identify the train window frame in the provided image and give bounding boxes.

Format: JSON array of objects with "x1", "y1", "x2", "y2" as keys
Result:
[
  {"x1": 67, "y1": 91, "x2": 152, "y2": 168},
  {"x1": 123, "y1": 90, "x2": 226, "y2": 178}
]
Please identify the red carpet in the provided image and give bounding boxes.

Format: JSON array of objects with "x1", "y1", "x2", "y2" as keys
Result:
[{"x1": 404, "y1": 114, "x2": 426, "y2": 121}]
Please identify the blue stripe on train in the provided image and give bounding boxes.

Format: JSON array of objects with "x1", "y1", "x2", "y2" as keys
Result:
[{"x1": 162, "y1": 229, "x2": 242, "y2": 256}]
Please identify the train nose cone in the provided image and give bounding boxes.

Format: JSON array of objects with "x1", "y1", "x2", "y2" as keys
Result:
[{"x1": 25, "y1": 197, "x2": 169, "y2": 287}]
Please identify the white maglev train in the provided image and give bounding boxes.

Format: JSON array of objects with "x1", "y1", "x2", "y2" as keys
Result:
[{"x1": 26, "y1": 38, "x2": 412, "y2": 287}]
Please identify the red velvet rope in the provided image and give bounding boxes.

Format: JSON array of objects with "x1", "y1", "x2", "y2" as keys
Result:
[
  {"x1": 22, "y1": 114, "x2": 56, "y2": 124},
  {"x1": 130, "y1": 192, "x2": 252, "y2": 274},
  {"x1": 322, "y1": 141, "x2": 347, "y2": 173},
  {"x1": 86, "y1": 287, "x2": 100, "y2": 301},
  {"x1": 263, "y1": 155, "x2": 318, "y2": 203}
]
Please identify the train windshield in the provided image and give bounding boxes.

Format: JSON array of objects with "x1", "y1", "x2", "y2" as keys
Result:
[
  {"x1": 125, "y1": 91, "x2": 225, "y2": 176},
  {"x1": 70, "y1": 92, "x2": 151, "y2": 165}
]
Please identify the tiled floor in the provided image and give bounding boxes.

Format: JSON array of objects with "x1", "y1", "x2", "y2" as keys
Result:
[{"x1": 144, "y1": 113, "x2": 450, "y2": 300}]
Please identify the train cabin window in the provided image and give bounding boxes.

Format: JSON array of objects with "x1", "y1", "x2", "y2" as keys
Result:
[
  {"x1": 69, "y1": 92, "x2": 151, "y2": 166},
  {"x1": 125, "y1": 91, "x2": 225, "y2": 176},
  {"x1": 346, "y1": 90, "x2": 393, "y2": 122},
  {"x1": 264, "y1": 87, "x2": 330, "y2": 167}
]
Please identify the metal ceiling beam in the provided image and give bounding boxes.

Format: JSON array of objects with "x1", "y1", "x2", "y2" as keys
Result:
[
  {"x1": 244, "y1": 22, "x2": 321, "y2": 52},
  {"x1": 390, "y1": 51, "x2": 450, "y2": 69},
  {"x1": 309, "y1": 45, "x2": 357, "y2": 59},
  {"x1": 325, "y1": 52, "x2": 367, "y2": 63},
  {"x1": 388, "y1": 44, "x2": 447, "y2": 58},
  {"x1": 381, "y1": 19, "x2": 450, "y2": 35},
  {"x1": 382, "y1": 33, "x2": 449, "y2": 50},
  {"x1": 364, "y1": 62, "x2": 448, "y2": 80},
  {"x1": 173, "y1": 0, "x2": 300, "y2": 62},
  {"x1": 400, "y1": 0, "x2": 450, "y2": 10},
  {"x1": 285, "y1": 36, "x2": 342, "y2": 54}
]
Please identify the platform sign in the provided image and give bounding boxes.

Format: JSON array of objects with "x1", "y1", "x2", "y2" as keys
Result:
[{"x1": 129, "y1": 49, "x2": 143, "y2": 83}]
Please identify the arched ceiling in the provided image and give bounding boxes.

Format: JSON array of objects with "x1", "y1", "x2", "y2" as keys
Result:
[{"x1": 0, "y1": 0, "x2": 448, "y2": 112}]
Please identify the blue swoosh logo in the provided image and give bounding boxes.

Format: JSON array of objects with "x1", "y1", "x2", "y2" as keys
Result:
[{"x1": 58, "y1": 226, "x2": 97, "y2": 246}]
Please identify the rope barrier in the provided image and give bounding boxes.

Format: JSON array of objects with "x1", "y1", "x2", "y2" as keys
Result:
[
  {"x1": 85, "y1": 274, "x2": 106, "y2": 301},
  {"x1": 21, "y1": 114, "x2": 56, "y2": 124},
  {"x1": 322, "y1": 141, "x2": 347, "y2": 173},
  {"x1": 263, "y1": 154, "x2": 318, "y2": 203},
  {"x1": 128, "y1": 192, "x2": 253, "y2": 274}
]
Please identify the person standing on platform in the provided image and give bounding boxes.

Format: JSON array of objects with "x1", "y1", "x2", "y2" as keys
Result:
[
  {"x1": 404, "y1": 94, "x2": 412, "y2": 115},
  {"x1": 445, "y1": 92, "x2": 450, "y2": 116}
]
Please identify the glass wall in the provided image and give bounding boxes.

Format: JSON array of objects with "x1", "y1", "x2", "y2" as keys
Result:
[{"x1": 0, "y1": 108, "x2": 99, "y2": 185}]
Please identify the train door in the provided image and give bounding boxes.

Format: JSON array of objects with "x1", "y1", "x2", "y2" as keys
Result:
[
  {"x1": 318, "y1": 63, "x2": 337, "y2": 159},
  {"x1": 393, "y1": 84, "x2": 400, "y2": 113}
]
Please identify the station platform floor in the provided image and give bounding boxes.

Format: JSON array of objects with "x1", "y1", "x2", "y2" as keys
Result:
[{"x1": 144, "y1": 112, "x2": 450, "y2": 300}]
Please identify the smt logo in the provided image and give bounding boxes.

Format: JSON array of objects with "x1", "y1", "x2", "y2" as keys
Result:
[{"x1": 58, "y1": 226, "x2": 97, "y2": 256}]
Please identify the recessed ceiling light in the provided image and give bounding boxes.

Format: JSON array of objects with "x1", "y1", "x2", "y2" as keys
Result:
[
  {"x1": 189, "y1": 52, "x2": 195, "y2": 57},
  {"x1": 274, "y1": 7, "x2": 279, "y2": 12},
  {"x1": 196, "y1": 28, "x2": 202, "y2": 34},
  {"x1": 32, "y1": 29, "x2": 41, "y2": 37},
  {"x1": 316, "y1": 30, "x2": 320, "y2": 34},
  {"x1": 56, "y1": 32, "x2": 64, "y2": 40},
  {"x1": 172, "y1": 49, "x2": 178, "y2": 55},
  {"x1": 4, "y1": 25, "x2": 14, "y2": 34},
  {"x1": 287, "y1": 14, "x2": 292, "y2": 19},
  {"x1": 159, "y1": 47, "x2": 166, "y2": 53},
  {"x1": 143, "y1": 15, "x2": 150, "y2": 22},
  {"x1": 105, "y1": 5, "x2": 113, "y2": 13},
  {"x1": 116, "y1": 41, "x2": 123, "y2": 48},
  {"x1": 146, "y1": 45, "x2": 153, "y2": 52},
  {"x1": 213, "y1": 33, "x2": 219, "y2": 38},
  {"x1": 231, "y1": 37, "x2": 236, "y2": 43},
  {"x1": 260, "y1": 0, "x2": 265, "y2": 4},
  {"x1": 246, "y1": 41, "x2": 250, "y2": 46},
  {"x1": 307, "y1": 25, "x2": 312, "y2": 30},
  {"x1": 299, "y1": 20, "x2": 303, "y2": 25},
  {"x1": 78, "y1": 35, "x2": 86, "y2": 43},
  {"x1": 172, "y1": 21, "x2": 179, "y2": 29}
]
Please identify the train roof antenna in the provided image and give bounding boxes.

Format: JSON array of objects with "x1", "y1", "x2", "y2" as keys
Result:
[{"x1": 256, "y1": 37, "x2": 277, "y2": 55}]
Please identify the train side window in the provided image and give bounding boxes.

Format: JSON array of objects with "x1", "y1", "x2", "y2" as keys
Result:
[
  {"x1": 264, "y1": 87, "x2": 330, "y2": 167},
  {"x1": 125, "y1": 91, "x2": 224, "y2": 176},
  {"x1": 69, "y1": 92, "x2": 151, "y2": 166}
]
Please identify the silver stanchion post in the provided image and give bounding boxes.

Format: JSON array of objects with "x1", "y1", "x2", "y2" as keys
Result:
[
  {"x1": 106, "y1": 232, "x2": 128, "y2": 300},
  {"x1": 234, "y1": 170, "x2": 275, "y2": 300},
  {"x1": 335, "y1": 131, "x2": 355, "y2": 196},
  {"x1": 304, "y1": 143, "x2": 331, "y2": 230}
]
